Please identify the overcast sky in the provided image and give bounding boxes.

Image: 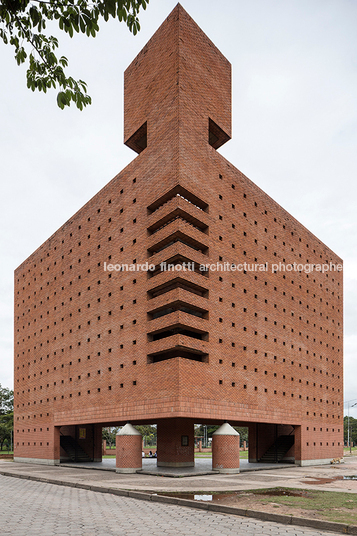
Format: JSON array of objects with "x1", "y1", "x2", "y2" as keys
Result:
[{"x1": 1, "y1": 0, "x2": 356, "y2": 417}]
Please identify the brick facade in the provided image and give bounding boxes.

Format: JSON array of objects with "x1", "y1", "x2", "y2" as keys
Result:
[{"x1": 14, "y1": 4, "x2": 343, "y2": 467}]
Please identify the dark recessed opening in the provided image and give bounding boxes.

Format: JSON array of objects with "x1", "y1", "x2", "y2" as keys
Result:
[
  {"x1": 148, "y1": 208, "x2": 209, "y2": 235},
  {"x1": 147, "y1": 231, "x2": 208, "y2": 256},
  {"x1": 208, "y1": 118, "x2": 230, "y2": 150},
  {"x1": 148, "y1": 255, "x2": 209, "y2": 278},
  {"x1": 147, "y1": 185, "x2": 208, "y2": 214},
  {"x1": 147, "y1": 277, "x2": 209, "y2": 299},
  {"x1": 147, "y1": 348, "x2": 208, "y2": 364},
  {"x1": 125, "y1": 122, "x2": 147, "y2": 154},
  {"x1": 148, "y1": 301, "x2": 208, "y2": 320},
  {"x1": 149, "y1": 326, "x2": 208, "y2": 342}
]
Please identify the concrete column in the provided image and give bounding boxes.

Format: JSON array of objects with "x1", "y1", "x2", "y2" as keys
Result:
[
  {"x1": 157, "y1": 418, "x2": 194, "y2": 467},
  {"x1": 212, "y1": 423, "x2": 240, "y2": 473},
  {"x1": 116, "y1": 423, "x2": 142, "y2": 473}
]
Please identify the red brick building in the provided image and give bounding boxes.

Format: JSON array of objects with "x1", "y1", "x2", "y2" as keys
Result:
[{"x1": 14, "y1": 4, "x2": 343, "y2": 468}]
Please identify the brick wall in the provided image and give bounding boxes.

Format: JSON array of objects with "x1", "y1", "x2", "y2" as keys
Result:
[{"x1": 14, "y1": 4, "x2": 343, "y2": 465}]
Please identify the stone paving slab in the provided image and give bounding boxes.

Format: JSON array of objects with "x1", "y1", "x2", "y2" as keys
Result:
[{"x1": 0, "y1": 473, "x2": 352, "y2": 536}]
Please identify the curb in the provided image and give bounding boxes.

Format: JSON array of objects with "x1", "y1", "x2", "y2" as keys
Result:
[{"x1": 1, "y1": 469, "x2": 356, "y2": 534}]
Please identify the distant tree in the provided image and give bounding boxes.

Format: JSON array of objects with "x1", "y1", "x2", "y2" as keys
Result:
[
  {"x1": 102, "y1": 426, "x2": 120, "y2": 447},
  {"x1": 235, "y1": 427, "x2": 248, "y2": 443},
  {"x1": 136, "y1": 424, "x2": 156, "y2": 446},
  {"x1": 0, "y1": 0, "x2": 149, "y2": 109},
  {"x1": 344, "y1": 415, "x2": 357, "y2": 445},
  {"x1": 0, "y1": 384, "x2": 13, "y2": 415},
  {"x1": 102, "y1": 424, "x2": 156, "y2": 447},
  {"x1": 0, "y1": 385, "x2": 13, "y2": 451},
  {"x1": 194, "y1": 424, "x2": 219, "y2": 439},
  {"x1": 195, "y1": 424, "x2": 248, "y2": 446},
  {"x1": 0, "y1": 413, "x2": 13, "y2": 451}
]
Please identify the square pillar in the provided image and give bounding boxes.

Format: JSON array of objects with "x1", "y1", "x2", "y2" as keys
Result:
[
  {"x1": 93, "y1": 424, "x2": 103, "y2": 462},
  {"x1": 157, "y1": 418, "x2": 194, "y2": 467}
]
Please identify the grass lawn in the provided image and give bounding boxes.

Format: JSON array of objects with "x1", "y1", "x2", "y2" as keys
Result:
[
  {"x1": 251, "y1": 487, "x2": 357, "y2": 525},
  {"x1": 344, "y1": 446, "x2": 357, "y2": 455}
]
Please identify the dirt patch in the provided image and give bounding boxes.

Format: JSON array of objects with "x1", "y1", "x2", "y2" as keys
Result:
[
  {"x1": 159, "y1": 488, "x2": 357, "y2": 525},
  {"x1": 222, "y1": 493, "x2": 357, "y2": 525}
]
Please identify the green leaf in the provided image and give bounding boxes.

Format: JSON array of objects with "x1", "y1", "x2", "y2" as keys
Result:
[
  {"x1": 79, "y1": 16, "x2": 85, "y2": 33},
  {"x1": 57, "y1": 91, "x2": 68, "y2": 109},
  {"x1": 2, "y1": 0, "x2": 149, "y2": 109},
  {"x1": 59, "y1": 56, "x2": 68, "y2": 67},
  {"x1": 29, "y1": 7, "x2": 39, "y2": 27}
]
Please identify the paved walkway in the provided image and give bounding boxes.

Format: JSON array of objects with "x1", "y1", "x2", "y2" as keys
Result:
[
  {"x1": 0, "y1": 473, "x2": 346, "y2": 536},
  {"x1": 1, "y1": 457, "x2": 357, "y2": 494},
  {"x1": 1, "y1": 457, "x2": 356, "y2": 535}
]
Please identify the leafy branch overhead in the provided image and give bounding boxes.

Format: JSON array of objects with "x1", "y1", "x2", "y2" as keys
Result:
[{"x1": 0, "y1": 0, "x2": 148, "y2": 109}]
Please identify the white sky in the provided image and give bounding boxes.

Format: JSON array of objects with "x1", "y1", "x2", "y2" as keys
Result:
[{"x1": 1, "y1": 0, "x2": 356, "y2": 417}]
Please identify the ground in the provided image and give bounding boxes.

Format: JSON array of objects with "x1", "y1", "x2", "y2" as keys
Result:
[
  {"x1": 162, "y1": 488, "x2": 357, "y2": 525},
  {"x1": 1, "y1": 451, "x2": 356, "y2": 531}
]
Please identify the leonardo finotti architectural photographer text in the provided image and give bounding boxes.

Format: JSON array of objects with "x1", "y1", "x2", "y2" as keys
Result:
[{"x1": 103, "y1": 261, "x2": 342, "y2": 274}]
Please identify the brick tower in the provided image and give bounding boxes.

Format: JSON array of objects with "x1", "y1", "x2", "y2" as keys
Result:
[{"x1": 14, "y1": 4, "x2": 343, "y2": 468}]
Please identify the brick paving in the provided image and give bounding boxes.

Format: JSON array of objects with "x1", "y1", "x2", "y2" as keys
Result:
[{"x1": 0, "y1": 474, "x2": 344, "y2": 536}]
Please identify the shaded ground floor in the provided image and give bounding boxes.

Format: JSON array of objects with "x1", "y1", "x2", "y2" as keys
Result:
[{"x1": 14, "y1": 417, "x2": 344, "y2": 469}]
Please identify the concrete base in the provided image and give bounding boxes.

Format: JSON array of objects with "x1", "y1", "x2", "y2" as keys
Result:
[
  {"x1": 213, "y1": 467, "x2": 240, "y2": 474},
  {"x1": 60, "y1": 457, "x2": 302, "y2": 475},
  {"x1": 116, "y1": 467, "x2": 139, "y2": 474},
  {"x1": 295, "y1": 458, "x2": 337, "y2": 466},
  {"x1": 157, "y1": 461, "x2": 195, "y2": 467},
  {"x1": 14, "y1": 457, "x2": 60, "y2": 466}
]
